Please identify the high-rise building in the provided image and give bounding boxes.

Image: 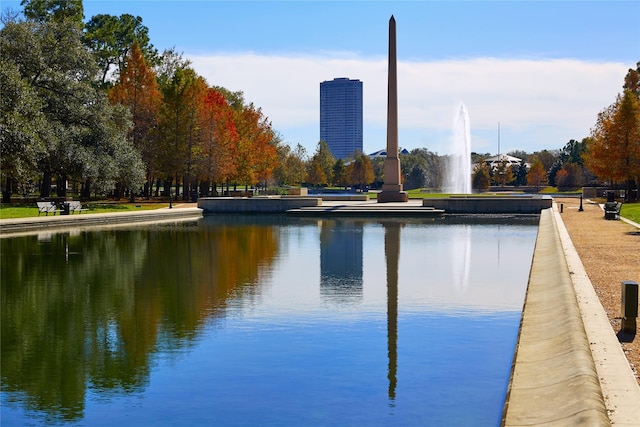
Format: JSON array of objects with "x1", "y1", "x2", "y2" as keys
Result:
[{"x1": 319, "y1": 78, "x2": 363, "y2": 159}]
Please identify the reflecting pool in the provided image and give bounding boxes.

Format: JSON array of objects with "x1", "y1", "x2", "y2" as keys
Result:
[{"x1": 1, "y1": 215, "x2": 538, "y2": 426}]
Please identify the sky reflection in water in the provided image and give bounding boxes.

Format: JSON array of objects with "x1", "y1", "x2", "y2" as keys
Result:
[{"x1": 1, "y1": 216, "x2": 538, "y2": 426}]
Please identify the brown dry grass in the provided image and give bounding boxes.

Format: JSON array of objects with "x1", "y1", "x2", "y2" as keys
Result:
[{"x1": 557, "y1": 197, "x2": 640, "y2": 385}]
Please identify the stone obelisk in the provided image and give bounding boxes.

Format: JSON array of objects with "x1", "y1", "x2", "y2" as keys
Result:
[{"x1": 378, "y1": 15, "x2": 408, "y2": 203}]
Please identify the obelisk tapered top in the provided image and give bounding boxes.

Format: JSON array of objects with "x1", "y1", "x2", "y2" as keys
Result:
[{"x1": 386, "y1": 14, "x2": 398, "y2": 158}]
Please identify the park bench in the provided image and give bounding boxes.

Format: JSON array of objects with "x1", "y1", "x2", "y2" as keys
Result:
[
  {"x1": 604, "y1": 201, "x2": 622, "y2": 220},
  {"x1": 66, "y1": 200, "x2": 88, "y2": 214},
  {"x1": 603, "y1": 190, "x2": 622, "y2": 220},
  {"x1": 37, "y1": 201, "x2": 62, "y2": 216}
]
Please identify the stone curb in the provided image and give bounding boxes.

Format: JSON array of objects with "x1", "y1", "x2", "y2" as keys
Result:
[
  {"x1": 503, "y1": 206, "x2": 640, "y2": 426},
  {"x1": 502, "y1": 209, "x2": 610, "y2": 426}
]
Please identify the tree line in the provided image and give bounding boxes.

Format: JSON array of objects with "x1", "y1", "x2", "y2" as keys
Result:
[
  {"x1": 2, "y1": 1, "x2": 638, "y2": 202},
  {"x1": 471, "y1": 64, "x2": 639, "y2": 199},
  {"x1": 1, "y1": 0, "x2": 279, "y2": 202}
]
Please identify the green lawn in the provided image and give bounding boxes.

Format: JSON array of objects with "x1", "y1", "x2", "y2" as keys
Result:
[
  {"x1": 0, "y1": 202, "x2": 167, "y2": 219},
  {"x1": 621, "y1": 203, "x2": 640, "y2": 224}
]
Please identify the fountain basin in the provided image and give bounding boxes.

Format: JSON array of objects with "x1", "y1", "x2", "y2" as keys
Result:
[
  {"x1": 423, "y1": 195, "x2": 552, "y2": 214},
  {"x1": 198, "y1": 196, "x2": 322, "y2": 213}
]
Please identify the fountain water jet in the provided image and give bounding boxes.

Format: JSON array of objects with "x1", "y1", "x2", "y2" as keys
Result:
[{"x1": 444, "y1": 103, "x2": 472, "y2": 194}]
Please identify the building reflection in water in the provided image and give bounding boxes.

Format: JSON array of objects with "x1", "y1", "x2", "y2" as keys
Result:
[{"x1": 319, "y1": 220, "x2": 364, "y2": 303}]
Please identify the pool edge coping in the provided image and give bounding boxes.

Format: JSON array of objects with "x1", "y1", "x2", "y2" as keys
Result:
[
  {"x1": 502, "y1": 205, "x2": 640, "y2": 426},
  {"x1": 553, "y1": 202, "x2": 640, "y2": 425}
]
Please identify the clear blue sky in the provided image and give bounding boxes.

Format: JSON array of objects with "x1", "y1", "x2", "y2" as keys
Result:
[
  {"x1": 94, "y1": 1, "x2": 637, "y2": 62},
  {"x1": 4, "y1": 1, "x2": 639, "y2": 156}
]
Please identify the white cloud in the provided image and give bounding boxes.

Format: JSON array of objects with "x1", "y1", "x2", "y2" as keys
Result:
[{"x1": 188, "y1": 52, "x2": 628, "y2": 155}]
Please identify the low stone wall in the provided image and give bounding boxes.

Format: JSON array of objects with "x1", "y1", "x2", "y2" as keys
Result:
[
  {"x1": 287, "y1": 188, "x2": 308, "y2": 196},
  {"x1": 582, "y1": 187, "x2": 609, "y2": 199},
  {"x1": 424, "y1": 195, "x2": 552, "y2": 214},
  {"x1": 501, "y1": 209, "x2": 609, "y2": 425},
  {"x1": 0, "y1": 208, "x2": 203, "y2": 237},
  {"x1": 198, "y1": 196, "x2": 321, "y2": 213}
]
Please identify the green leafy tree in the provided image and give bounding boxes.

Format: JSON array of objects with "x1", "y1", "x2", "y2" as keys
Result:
[
  {"x1": 309, "y1": 141, "x2": 335, "y2": 186},
  {"x1": 289, "y1": 143, "x2": 309, "y2": 185},
  {"x1": 212, "y1": 86, "x2": 246, "y2": 112},
  {"x1": 274, "y1": 143, "x2": 307, "y2": 186},
  {"x1": 83, "y1": 13, "x2": 157, "y2": 85},
  {"x1": 401, "y1": 148, "x2": 442, "y2": 189},
  {"x1": 332, "y1": 159, "x2": 348, "y2": 189},
  {"x1": 532, "y1": 149, "x2": 560, "y2": 173},
  {"x1": 399, "y1": 151, "x2": 426, "y2": 190},
  {"x1": 406, "y1": 165, "x2": 427, "y2": 190},
  {"x1": 21, "y1": 0, "x2": 83, "y2": 26},
  {"x1": 156, "y1": 66, "x2": 206, "y2": 198},
  {"x1": 1, "y1": 18, "x2": 144, "y2": 198},
  {"x1": 550, "y1": 139, "x2": 587, "y2": 186},
  {"x1": 561, "y1": 139, "x2": 587, "y2": 165},
  {"x1": 154, "y1": 48, "x2": 191, "y2": 89},
  {"x1": 0, "y1": 53, "x2": 47, "y2": 202},
  {"x1": 513, "y1": 161, "x2": 528, "y2": 187}
]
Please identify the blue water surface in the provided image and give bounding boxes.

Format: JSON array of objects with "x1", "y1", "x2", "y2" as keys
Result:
[{"x1": 1, "y1": 216, "x2": 537, "y2": 426}]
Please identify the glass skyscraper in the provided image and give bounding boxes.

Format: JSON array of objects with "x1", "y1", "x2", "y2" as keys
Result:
[{"x1": 319, "y1": 78, "x2": 363, "y2": 159}]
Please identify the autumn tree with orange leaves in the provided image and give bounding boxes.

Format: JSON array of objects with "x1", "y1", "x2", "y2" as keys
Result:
[
  {"x1": 585, "y1": 84, "x2": 640, "y2": 200},
  {"x1": 109, "y1": 41, "x2": 162, "y2": 197},
  {"x1": 197, "y1": 88, "x2": 238, "y2": 195},
  {"x1": 231, "y1": 104, "x2": 278, "y2": 191},
  {"x1": 527, "y1": 156, "x2": 547, "y2": 190},
  {"x1": 348, "y1": 152, "x2": 375, "y2": 190}
]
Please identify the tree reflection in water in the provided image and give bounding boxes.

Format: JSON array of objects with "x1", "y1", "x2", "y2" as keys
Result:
[{"x1": 1, "y1": 219, "x2": 279, "y2": 422}]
